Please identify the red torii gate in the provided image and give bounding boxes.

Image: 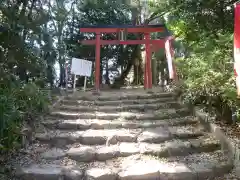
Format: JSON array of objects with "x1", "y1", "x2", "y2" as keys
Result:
[{"x1": 79, "y1": 24, "x2": 174, "y2": 92}]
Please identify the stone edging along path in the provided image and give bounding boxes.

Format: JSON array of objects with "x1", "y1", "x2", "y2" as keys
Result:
[
  {"x1": 193, "y1": 108, "x2": 240, "y2": 169},
  {"x1": 175, "y1": 92, "x2": 240, "y2": 175}
]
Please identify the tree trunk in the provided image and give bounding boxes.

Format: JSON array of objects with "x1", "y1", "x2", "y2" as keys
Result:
[
  {"x1": 114, "y1": 45, "x2": 138, "y2": 86},
  {"x1": 113, "y1": 4, "x2": 146, "y2": 87},
  {"x1": 159, "y1": 58, "x2": 166, "y2": 87},
  {"x1": 59, "y1": 63, "x2": 65, "y2": 87},
  {"x1": 152, "y1": 56, "x2": 157, "y2": 86},
  {"x1": 105, "y1": 60, "x2": 110, "y2": 85},
  {"x1": 218, "y1": 0, "x2": 225, "y2": 30},
  {"x1": 133, "y1": 64, "x2": 143, "y2": 85},
  {"x1": 133, "y1": 48, "x2": 144, "y2": 85}
]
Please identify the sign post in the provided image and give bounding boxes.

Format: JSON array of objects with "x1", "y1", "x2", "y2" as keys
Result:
[
  {"x1": 73, "y1": 74, "x2": 76, "y2": 91},
  {"x1": 84, "y1": 76, "x2": 87, "y2": 91},
  {"x1": 71, "y1": 58, "x2": 92, "y2": 91},
  {"x1": 65, "y1": 63, "x2": 68, "y2": 90}
]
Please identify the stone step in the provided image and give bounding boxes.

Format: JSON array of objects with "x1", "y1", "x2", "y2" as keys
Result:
[
  {"x1": 42, "y1": 117, "x2": 198, "y2": 130},
  {"x1": 35, "y1": 125, "x2": 205, "y2": 146},
  {"x1": 49, "y1": 108, "x2": 191, "y2": 120},
  {"x1": 39, "y1": 135, "x2": 220, "y2": 162},
  {"x1": 65, "y1": 92, "x2": 174, "y2": 101},
  {"x1": 17, "y1": 151, "x2": 232, "y2": 180},
  {"x1": 56, "y1": 102, "x2": 182, "y2": 113},
  {"x1": 61, "y1": 97, "x2": 175, "y2": 106}
]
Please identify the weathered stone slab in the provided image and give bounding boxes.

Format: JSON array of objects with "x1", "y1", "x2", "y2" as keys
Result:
[
  {"x1": 64, "y1": 136, "x2": 221, "y2": 162},
  {"x1": 94, "y1": 97, "x2": 175, "y2": 106},
  {"x1": 41, "y1": 120, "x2": 58, "y2": 129},
  {"x1": 67, "y1": 146, "x2": 96, "y2": 162},
  {"x1": 139, "y1": 143, "x2": 168, "y2": 156},
  {"x1": 86, "y1": 168, "x2": 117, "y2": 180},
  {"x1": 58, "y1": 102, "x2": 181, "y2": 113},
  {"x1": 189, "y1": 136, "x2": 220, "y2": 153},
  {"x1": 50, "y1": 111, "x2": 121, "y2": 120},
  {"x1": 77, "y1": 92, "x2": 173, "y2": 101},
  {"x1": 61, "y1": 97, "x2": 175, "y2": 106},
  {"x1": 80, "y1": 130, "x2": 107, "y2": 145},
  {"x1": 165, "y1": 140, "x2": 192, "y2": 156},
  {"x1": 62, "y1": 166, "x2": 84, "y2": 180},
  {"x1": 118, "y1": 160, "x2": 161, "y2": 180},
  {"x1": 57, "y1": 105, "x2": 97, "y2": 112},
  {"x1": 190, "y1": 161, "x2": 233, "y2": 180},
  {"x1": 18, "y1": 164, "x2": 62, "y2": 180},
  {"x1": 121, "y1": 120, "x2": 167, "y2": 129},
  {"x1": 91, "y1": 120, "x2": 122, "y2": 129},
  {"x1": 81, "y1": 129, "x2": 141, "y2": 145},
  {"x1": 41, "y1": 148, "x2": 66, "y2": 159},
  {"x1": 119, "y1": 143, "x2": 140, "y2": 156},
  {"x1": 43, "y1": 117, "x2": 198, "y2": 132},
  {"x1": 50, "y1": 109, "x2": 189, "y2": 121},
  {"x1": 121, "y1": 122, "x2": 141, "y2": 129},
  {"x1": 169, "y1": 117, "x2": 197, "y2": 126},
  {"x1": 50, "y1": 111, "x2": 81, "y2": 119},
  {"x1": 78, "y1": 112, "x2": 136, "y2": 120},
  {"x1": 158, "y1": 163, "x2": 196, "y2": 180},
  {"x1": 168, "y1": 126, "x2": 204, "y2": 139},
  {"x1": 36, "y1": 131, "x2": 83, "y2": 146},
  {"x1": 44, "y1": 117, "x2": 198, "y2": 131},
  {"x1": 133, "y1": 111, "x2": 184, "y2": 121},
  {"x1": 57, "y1": 119, "x2": 91, "y2": 130},
  {"x1": 96, "y1": 145, "x2": 120, "y2": 161},
  {"x1": 111, "y1": 92, "x2": 170, "y2": 100},
  {"x1": 137, "y1": 127, "x2": 171, "y2": 143}
]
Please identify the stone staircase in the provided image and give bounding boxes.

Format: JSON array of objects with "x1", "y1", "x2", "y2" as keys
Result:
[{"x1": 16, "y1": 89, "x2": 233, "y2": 180}]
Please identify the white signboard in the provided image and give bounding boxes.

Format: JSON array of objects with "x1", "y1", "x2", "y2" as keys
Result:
[{"x1": 71, "y1": 58, "x2": 92, "y2": 77}]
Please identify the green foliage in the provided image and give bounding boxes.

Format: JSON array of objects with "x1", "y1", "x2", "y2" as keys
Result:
[
  {"x1": 157, "y1": 0, "x2": 239, "y2": 122},
  {"x1": 176, "y1": 33, "x2": 235, "y2": 106},
  {"x1": 0, "y1": 82, "x2": 49, "y2": 153},
  {"x1": 0, "y1": 0, "x2": 51, "y2": 153}
]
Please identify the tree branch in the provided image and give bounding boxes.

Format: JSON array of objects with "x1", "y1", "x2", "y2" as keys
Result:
[{"x1": 144, "y1": 12, "x2": 165, "y2": 25}]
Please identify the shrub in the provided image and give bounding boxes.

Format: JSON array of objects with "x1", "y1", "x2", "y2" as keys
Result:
[
  {"x1": 175, "y1": 33, "x2": 239, "y2": 123},
  {"x1": 0, "y1": 82, "x2": 49, "y2": 153}
]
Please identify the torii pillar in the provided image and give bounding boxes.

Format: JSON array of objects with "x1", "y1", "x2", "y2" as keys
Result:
[{"x1": 95, "y1": 33, "x2": 101, "y2": 92}]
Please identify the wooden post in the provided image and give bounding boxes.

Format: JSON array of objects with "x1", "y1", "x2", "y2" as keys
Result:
[
  {"x1": 65, "y1": 63, "x2": 68, "y2": 90},
  {"x1": 73, "y1": 74, "x2": 76, "y2": 91},
  {"x1": 84, "y1": 76, "x2": 87, "y2": 91},
  {"x1": 144, "y1": 59, "x2": 148, "y2": 89}
]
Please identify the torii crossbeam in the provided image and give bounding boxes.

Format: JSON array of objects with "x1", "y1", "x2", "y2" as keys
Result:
[{"x1": 79, "y1": 24, "x2": 174, "y2": 92}]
